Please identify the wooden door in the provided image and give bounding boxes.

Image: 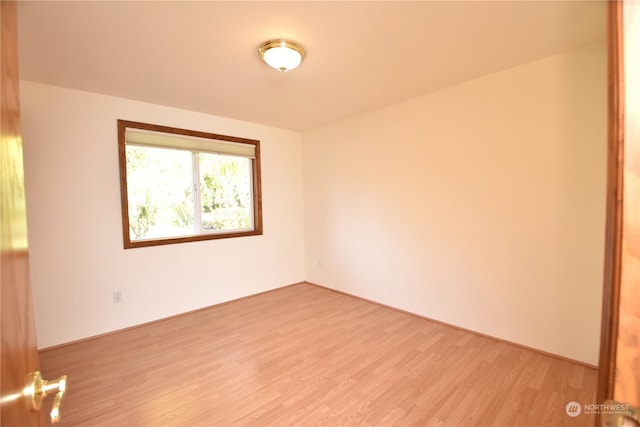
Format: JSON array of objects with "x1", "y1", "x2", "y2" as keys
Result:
[
  {"x1": 0, "y1": 1, "x2": 44, "y2": 426},
  {"x1": 597, "y1": 0, "x2": 640, "y2": 425}
]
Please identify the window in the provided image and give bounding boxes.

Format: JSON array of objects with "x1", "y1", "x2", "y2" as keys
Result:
[{"x1": 118, "y1": 120, "x2": 262, "y2": 248}]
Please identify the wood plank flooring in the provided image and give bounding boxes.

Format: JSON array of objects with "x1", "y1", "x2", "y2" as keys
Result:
[{"x1": 38, "y1": 283, "x2": 597, "y2": 426}]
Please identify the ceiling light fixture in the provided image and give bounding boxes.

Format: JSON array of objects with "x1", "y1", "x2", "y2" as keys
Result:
[{"x1": 258, "y1": 39, "x2": 306, "y2": 73}]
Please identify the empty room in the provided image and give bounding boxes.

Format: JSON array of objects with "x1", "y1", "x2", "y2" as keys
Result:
[{"x1": 2, "y1": 0, "x2": 637, "y2": 426}]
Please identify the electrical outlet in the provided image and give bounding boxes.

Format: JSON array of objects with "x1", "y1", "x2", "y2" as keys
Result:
[{"x1": 113, "y1": 290, "x2": 123, "y2": 304}]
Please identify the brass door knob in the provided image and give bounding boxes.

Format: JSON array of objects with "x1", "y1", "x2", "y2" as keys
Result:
[{"x1": 24, "y1": 371, "x2": 67, "y2": 423}]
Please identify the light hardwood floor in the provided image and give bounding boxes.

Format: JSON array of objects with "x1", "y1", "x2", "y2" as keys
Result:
[{"x1": 39, "y1": 283, "x2": 597, "y2": 426}]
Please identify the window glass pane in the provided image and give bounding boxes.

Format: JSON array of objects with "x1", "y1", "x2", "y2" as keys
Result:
[
  {"x1": 126, "y1": 145, "x2": 194, "y2": 240},
  {"x1": 199, "y1": 153, "x2": 253, "y2": 232}
]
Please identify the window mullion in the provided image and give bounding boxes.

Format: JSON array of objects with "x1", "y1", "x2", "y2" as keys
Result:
[{"x1": 192, "y1": 152, "x2": 202, "y2": 234}]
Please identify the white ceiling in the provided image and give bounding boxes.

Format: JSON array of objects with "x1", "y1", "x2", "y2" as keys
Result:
[{"x1": 17, "y1": 1, "x2": 605, "y2": 132}]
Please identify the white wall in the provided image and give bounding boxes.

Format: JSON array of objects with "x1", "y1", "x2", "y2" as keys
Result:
[
  {"x1": 303, "y1": 43, "x2": 607, "y2": 365},
  {"x1": 21, "y1": 82, "x2": 305, "y2": 349}
]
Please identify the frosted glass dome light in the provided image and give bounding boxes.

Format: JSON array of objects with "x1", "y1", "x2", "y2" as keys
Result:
[{"x1": 258, "y1": 39, "x2": 306, "y2": 72}]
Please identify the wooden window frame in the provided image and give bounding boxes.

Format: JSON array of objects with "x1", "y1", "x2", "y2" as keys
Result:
[{"x1": 117, "y1": 119, "x2": 263, "y2": 249}]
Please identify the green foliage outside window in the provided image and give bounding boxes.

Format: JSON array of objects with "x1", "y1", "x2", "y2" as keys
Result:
[
  {"x1": 126, "y1": 145, "x2": 251, "y2": 240},
  {"x1": 199, "y1": 153, "x2": 251, "y2": 231}
]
